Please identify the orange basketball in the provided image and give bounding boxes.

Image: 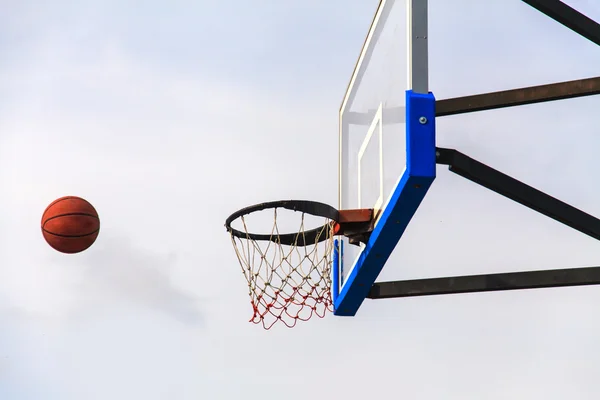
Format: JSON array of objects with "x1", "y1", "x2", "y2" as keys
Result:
[{"x1": 41, "y1": 196, "x2": 100, "y2": 254}]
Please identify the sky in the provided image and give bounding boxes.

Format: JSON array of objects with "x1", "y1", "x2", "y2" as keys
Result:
[{"x1": 1, "y1": 0, "x2": 600, "y2": 399}]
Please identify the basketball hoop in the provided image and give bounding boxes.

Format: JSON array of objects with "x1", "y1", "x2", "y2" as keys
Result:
[{"x1": 225, "y1": 200, "x2": 374, "y2": 329}]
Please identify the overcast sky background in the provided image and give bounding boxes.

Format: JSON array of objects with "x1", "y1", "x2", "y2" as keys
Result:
[{"x1": 1, "y1": 0, "x2": 600, "y2": 399}]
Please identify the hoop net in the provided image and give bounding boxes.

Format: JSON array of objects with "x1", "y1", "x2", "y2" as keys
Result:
[{"x1": 229, "y1": 209, "x2": 335, "y2": 329}]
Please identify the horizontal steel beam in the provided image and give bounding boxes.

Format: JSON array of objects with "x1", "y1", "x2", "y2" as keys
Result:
[
  {"x1": 435, "y1": 76, "x2": 600, "y2": 117},
  {"x1": 368, "y1": 266, "x2": 600, "y2": 299},
  {"x1": 344, "y1": 77, "x2": 600, "y2": 125}
]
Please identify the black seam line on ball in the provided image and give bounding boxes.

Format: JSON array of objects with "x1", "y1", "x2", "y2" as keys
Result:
[
  {"x1": 42, "y1": 228, "x2": 100, "y2": 238},
  {"x1": 43, "y1": 213, "x2": 99, "y2": 224}
]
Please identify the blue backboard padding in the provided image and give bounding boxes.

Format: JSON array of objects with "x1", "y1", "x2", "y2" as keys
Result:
[
  {"x1": 406, "y1": 91, "x2": 437, "y2": 177},
  {"x1": 333, "y1": 90, "x2": 436, "y2": 316},
  {"x1": 332, "y1": 239, "x2": 340, "y2": 306}
]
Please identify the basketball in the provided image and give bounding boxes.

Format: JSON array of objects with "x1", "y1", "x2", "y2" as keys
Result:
[{"x1": 41, "y1": 196, "x2": 100, "y2": 254}]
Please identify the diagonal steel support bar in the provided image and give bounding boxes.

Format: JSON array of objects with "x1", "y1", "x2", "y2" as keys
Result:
[
  {"x1": 436, "y1": 147, "x2": 600, "y2": 241},
  {"x1": 522, "y1": 0, "x2": 600, "y2": 47}
]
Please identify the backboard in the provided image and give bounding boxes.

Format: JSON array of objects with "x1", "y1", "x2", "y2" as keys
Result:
[
  {"x1": 334, "y1": 0, "x2": 436, "y2": 316},
  {"x1": 335, "y1": 0, "x2": 600, "y2": 317}
]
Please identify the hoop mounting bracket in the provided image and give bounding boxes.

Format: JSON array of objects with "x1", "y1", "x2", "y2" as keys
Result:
[{"x1": 335, "y1": 208, "x2": 375, "y2": 246}]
